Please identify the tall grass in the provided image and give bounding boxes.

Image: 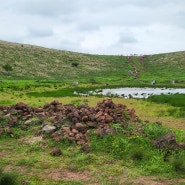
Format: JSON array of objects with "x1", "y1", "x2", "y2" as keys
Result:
[
  {"x1": 147, "y1": 94, "x2": 185, "y2": 108},
  {"x1": 147, "y1": 94, "x2": 185, "y2": 118}
]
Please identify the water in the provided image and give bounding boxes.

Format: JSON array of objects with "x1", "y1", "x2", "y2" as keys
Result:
[{"x1": 94, "y1": 87, "x2": 185, "y2": 99}]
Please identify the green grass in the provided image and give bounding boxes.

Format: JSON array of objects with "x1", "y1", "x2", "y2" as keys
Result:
[
  {"x1": 0, "y1": 98, "x2": 185, "y2": 184},
  {"x1": 147, "y1": 94, "x2": 185, "y2": 118},
  {"x1": 0, "y1": 40, "x2": 185, "y2": 184},
  {"x1": 141, "y1": 52, "x2": 185, "y2": 84},
  {"x1": 0, "y1": 168, "x2": 18, "y2": 185},
  {"x1": 147, "y1": 94, "x2": 185, "y2": 108},
  {"x1": 0, "y1": 40, "x2": 185, "y2": 86},
  {"x1": 0, "y1": 122, "x2": 185, "y2": 184}
]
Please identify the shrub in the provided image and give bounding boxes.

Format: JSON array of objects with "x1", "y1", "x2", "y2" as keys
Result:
[
  {"x1": 0, "y1": 169, "x2": 18, "y2": 185},
  {"x1": 131, "y1": 148, "x2": 145, "y2": 161},
  {"x1": 71, "y1": 62, "x2": 79, "y2": 67},
  {"x1": 2, "y1": 64, "x2": 13, "y2": 72},
  {"x1": 143, "y1": 123, "x2": 170, "y2": 140}
]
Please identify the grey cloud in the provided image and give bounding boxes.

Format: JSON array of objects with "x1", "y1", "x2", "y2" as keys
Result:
[
  {"x1": 118, "y1": 34, "x2": 137, "y2": 44},
  {"x1": 27, "y1": 28, "x2": 54, "y2": 38},
  {"x1": 7, "y1": 0, "x2": 80, "y2": 17},
  {"x1": 0, "y1": 0, "x2": 185, "y2": 55},
  {"x1": 59, "y1": 39, "x2": 83, "y2": 52}
]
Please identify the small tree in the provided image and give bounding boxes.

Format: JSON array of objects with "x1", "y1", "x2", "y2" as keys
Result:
[
  {"x1": 2, "y1": 64, "x2": 13, "y2": 71},
  {"x1": 71, "y1": 62, "x2": 79, "y2": 67}
]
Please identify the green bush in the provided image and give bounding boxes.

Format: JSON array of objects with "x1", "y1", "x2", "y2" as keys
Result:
[
  {"x1": 71, "y1": 62, "x2": 79, "y2": 67},
  {"x1": 2, "y1": 64, "x2": 13, "y2": 72},
  {"x1": 130, "y1": 148, "x2": 145, "y2": 161},
  {"x1": 143, "y1": 123, "x2": 170, "y2": 140},
  {"x1": 0, "y1": 169, "x2": 18, "y2": 185}
]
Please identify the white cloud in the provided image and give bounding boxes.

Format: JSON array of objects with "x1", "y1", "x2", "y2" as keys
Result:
[{"x1": 0, "y1": 0, "x2": 184, "y2": 55}]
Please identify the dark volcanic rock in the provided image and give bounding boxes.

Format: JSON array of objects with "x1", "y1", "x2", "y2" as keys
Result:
[
  {"x1": 51, "y1": 148, "x2": 62, "y2": 156},
  {"x1": 154, "y1": 133, "x2": 185, "y2": 150},
  {"x1": 80, "y1": 144, "x2": 91, "y2": 153}
]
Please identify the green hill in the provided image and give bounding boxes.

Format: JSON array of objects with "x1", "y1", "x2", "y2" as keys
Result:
[{"x1": 0, "y1": 40, "x2": 185, "y2": 85}]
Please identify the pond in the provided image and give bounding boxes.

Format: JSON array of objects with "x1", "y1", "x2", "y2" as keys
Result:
[{"x1": 89, "y1": 87, "x2": 185, "y2": 99}]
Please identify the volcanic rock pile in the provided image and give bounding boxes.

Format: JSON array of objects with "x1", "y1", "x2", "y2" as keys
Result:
[
  {"x1": 0, "y1": 99, "x2": 185, "y2": 151},
  {"x1": 0, "y1": 99, "x2": 138, "y2": 144}
]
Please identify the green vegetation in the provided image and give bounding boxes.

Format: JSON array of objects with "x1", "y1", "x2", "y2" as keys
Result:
[
  {"x1": 141, "y1": 53, "x2": 185, "y2": 84},
  {"x1": 148, "y1": 94, "x2": 185, "y2": 108},
  {"x1": 2, "y1": 63, "x2": 13, "y2": 72},
  {"x1": 0, "y1": 40, "x2": 185, "y2": 86},
  {"x1": 0, "y1": 120, "x2": 185, "y2": 184},
  {"x1": 0, "y1": 40, "x2": 185, "y2": 184},
  {"x1": 148, "y1": 94, "x2": 185, "y2": 118},
  {"x1": 0, "y1": 168, "x2": 18, "y2": 185}
]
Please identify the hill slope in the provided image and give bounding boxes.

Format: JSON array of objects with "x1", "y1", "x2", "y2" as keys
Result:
[{"x1": 0, "y1": 40, "x2": 185, "y2": 85}]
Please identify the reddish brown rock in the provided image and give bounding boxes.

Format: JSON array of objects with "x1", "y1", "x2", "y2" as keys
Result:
[
  {"x1": 75, "y1": 123, "x2": 86, "y2": 130},
  {"x1": 86, "y1": 122, "x2": 97, "y2": 128},
  {"x1": 15, "y1": 102, "x2": 28, "y2": 110}
]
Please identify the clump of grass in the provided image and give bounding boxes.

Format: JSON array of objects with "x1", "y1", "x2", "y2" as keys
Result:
[
  {"x1": 0, "y1": 168, "x2": 18, "y2": 185},
  {"x1": 171, "y1": 157, "x2": 185, "y2": 173},
  {"x1": 131, "y1": 148, "x2": 145, "y2": 161},
  {"x1": 143, "y1": 122, "x2": 170, "y2": 140}
]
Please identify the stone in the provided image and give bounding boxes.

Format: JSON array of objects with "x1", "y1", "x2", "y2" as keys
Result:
[
  {"x1": 178, "y1": 142, "x2": 185, "y2": 149},
  {"x1": 50, "y1": 100, "x2": 60, "y2": 106},
  {"x1": 104, "y1": 128, "x2": 116, "y2": 135},
  {"x1": 71, "y1": 128, "x2": 78, "y2": 134},
  {"x1": 24, "y1": 119, "x2": 33, "y2": 126},
  {"x1": 154, "y1": 133, "x2": 179, "y2": 150},
  {"x1": 86, "y1": 122, "x2": 97, "y2": 128},
  {"x1": 82, "y1": 115, "x2": 88, "y2": 121},
  {"x1": 42, "y1": 125, "x2": 56, "y2": 134},
  {"x1": 95, "y1": 127, "x2": 104, "y2": 137},
  {"x1": 104, "y1": 114, "x2": 113, "y2": 123},
  {"x1": 15, "y1": 102, "x2": 28, "y2": 110},
  {"x1": 51, "y1": 148, "x2": 62, "y2": 156},
  {"x1": 80, "y1": 144, "x2": 91, "y2": 153},
  {"x1": 75, "y1": 122, "x2": 86, "y2": 130}
]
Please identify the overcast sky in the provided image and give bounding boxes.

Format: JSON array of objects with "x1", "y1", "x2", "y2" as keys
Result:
[{"x1": 0, "y1": 0, "x2": 185, "y2": 55}]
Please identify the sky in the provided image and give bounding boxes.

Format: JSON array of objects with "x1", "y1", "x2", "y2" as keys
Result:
[{"x1": 0, "y1": 0, "x2": 185, "y2": 55}]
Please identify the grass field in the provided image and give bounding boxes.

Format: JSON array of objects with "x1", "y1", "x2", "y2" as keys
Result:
[
  {"x1": 0, "y1": 98, "x2": 185, "y2": 185},
  {"x1": 0, "y1": 40, "x2": 185, "y2": 184}
]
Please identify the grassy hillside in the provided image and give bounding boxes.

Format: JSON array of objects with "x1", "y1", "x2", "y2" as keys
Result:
[
  {"x1": 0, "y1": 40, "x2": 130, "y2": 83},
  {"x1": 0, "y1": 40, "x2": 185, "y2": 86},
  {"x1": 141, "y1": 52, "x2": 185, "y2": 84}
]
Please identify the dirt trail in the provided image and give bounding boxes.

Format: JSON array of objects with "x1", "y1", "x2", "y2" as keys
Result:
[{"x1": 128, "y1": 56, "x2": 146, "y2": 79}]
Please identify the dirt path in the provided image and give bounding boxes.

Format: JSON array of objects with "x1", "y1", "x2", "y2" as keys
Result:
[{"x1": 128, "y1": 56, "x2": 146, "y2": 79}]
